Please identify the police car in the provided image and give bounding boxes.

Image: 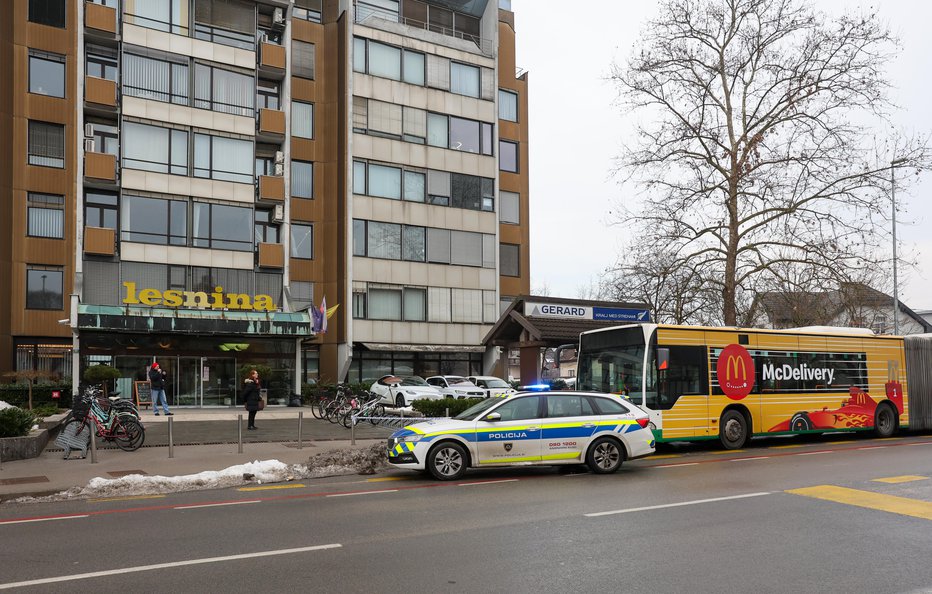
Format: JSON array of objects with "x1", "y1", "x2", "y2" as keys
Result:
[{"x1": 387, "y1": 391, "x2": 655, "y2": 480}]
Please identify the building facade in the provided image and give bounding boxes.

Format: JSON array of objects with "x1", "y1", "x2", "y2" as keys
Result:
[{"x1": 0, "y1": 0, "x2": 530, "y2": 405}]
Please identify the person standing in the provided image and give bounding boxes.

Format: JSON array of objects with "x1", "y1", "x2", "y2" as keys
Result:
[
  {"x1": 149, "y1": 362, "x2": 172, "y2": 416},
  {"x1": 243, "y1": 369, "x2": 261, "y2": 430}
]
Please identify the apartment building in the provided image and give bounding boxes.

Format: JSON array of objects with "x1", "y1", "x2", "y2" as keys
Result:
[{"x1": 0, "y1": 0, "x2": 530, "y2": 405}]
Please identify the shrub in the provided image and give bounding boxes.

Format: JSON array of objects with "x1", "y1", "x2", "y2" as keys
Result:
[
  {"x1": 412, "y1": 397, "x2": 484, "y2": 417},
  {"x1": 0, "y1": 407, "x2": 36, "y2": 438},
  {"x1": 238, "y1": 363, "x2": 273, "y2": 382},
  {"x1": 31, "y1": 404, "x2": 63, "y2": 419},
  {"x1": 0, "y1": 382, "x2": 73, "y2": 409}
]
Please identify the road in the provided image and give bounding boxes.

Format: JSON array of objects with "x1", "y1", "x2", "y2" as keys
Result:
[{"x1": 1, "y1": 433, "x2": 931, "y2": 593}]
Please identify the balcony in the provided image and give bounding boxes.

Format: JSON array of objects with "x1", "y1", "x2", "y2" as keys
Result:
[
  {"x1": 257, "y1": 108, "x2": 285, "y2": 141},
  {"x1": 258, "y1": 42, "x2": 286, "y2": 79},
  {"x1": 84, "y1": 226, "x2": 116, "y2": 256},
  {"x1": 258, "y1": 242, "x2": 284, "y2": 269},
  {"x1": 85, "y1": 1, "x2": 118, "y2": 39},
  {"x1": 85, "y1": 152, "x2": 118, "y2": 183},
  {"x1": 85, "y1": 76, "x2": 118, "y2": 109},
  {"x1": 258, "y1": 175, "x2": 285, "y2": 202}
]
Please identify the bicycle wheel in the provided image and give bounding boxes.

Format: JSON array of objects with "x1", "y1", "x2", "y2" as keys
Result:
[
  {"x1": 341, "y1": 409, "x2": 355, "y2": 428},
  {"x1": 312, "y1": 397, "x2": 327, "y2": 419},
  {"x1": 114, "y1": 417, "x2": 145, "y2": 451},
  {"x1": 369, "y1": 404, "x2": 385, "y2": 425},
  {"x1": 325, "y1": 401, "x2": 342, "y2": 423}
]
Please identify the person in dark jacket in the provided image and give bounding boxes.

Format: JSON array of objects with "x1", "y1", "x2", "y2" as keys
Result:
[
  {"x1": 149, "y1": 362, "x2": 172, "y2": 415},
  {"x1": 243, "y1": 369, "x2": 262, "y2": 430}
]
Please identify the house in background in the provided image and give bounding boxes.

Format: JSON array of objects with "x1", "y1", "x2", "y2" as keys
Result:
[{"x1": 754, "y1": 283, "x2": 932, "y2": 335}]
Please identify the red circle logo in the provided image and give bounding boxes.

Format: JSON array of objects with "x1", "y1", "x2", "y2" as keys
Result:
[{"x1": 717, "y1": 344, "x2": 755, "y2": 400}]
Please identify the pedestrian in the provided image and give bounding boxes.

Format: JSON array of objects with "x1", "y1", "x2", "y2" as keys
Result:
[
  {"x1": 149, "y1": 362, "x2": 172, "y2": 416},
  {"x1": 243, "y1": 369, "x2": 261, "y2": 430}
]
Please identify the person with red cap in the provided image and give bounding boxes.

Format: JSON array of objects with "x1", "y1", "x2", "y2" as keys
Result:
[{"x1": 148, "y1": 362, "x2": 172, "y2": 415}]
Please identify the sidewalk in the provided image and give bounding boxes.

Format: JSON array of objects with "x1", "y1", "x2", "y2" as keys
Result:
[{"x1": 0, "y1": 407, "x2": 397, "y2": 501}]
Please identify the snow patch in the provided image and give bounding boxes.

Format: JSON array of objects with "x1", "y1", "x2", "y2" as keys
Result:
[{"x1": 0, "y1": 401, "x2": 17, "y2": 411}]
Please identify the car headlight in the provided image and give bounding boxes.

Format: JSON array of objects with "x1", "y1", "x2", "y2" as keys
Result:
[{"x1": 398, "y1": 435, "x2": 421, "y2": 443}]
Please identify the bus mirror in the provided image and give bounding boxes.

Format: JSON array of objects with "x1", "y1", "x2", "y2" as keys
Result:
[{"x1": 657, "y1": 348, "x2": 670, "y2": 371}]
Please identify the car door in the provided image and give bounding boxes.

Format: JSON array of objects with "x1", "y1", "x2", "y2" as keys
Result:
[
  {"x1": 542, "y1": 395, "x2": 599, "y2": 462},
  {"x1": 474, "y1": 395, "x2": 543, "y2": 465}
]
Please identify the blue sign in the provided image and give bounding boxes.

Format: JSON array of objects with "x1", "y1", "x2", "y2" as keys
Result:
[{"x1": 592, "y1": 307, "x2": 651, "y2": 322}]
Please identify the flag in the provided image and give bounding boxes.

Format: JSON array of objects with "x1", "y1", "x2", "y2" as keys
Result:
[
  {"x1": 310, "y1": 300, "x2": 323, "y2": 333},
  {"x1": 320, "y1": 296, "x2": 328, "y2": 334}
]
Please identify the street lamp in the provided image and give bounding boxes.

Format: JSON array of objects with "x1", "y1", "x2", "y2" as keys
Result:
[{"x1": 890, "y1": 157, "x2": 908, "y2": 335}]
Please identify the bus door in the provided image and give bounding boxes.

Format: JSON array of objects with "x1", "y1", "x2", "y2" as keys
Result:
[{"x1": 653, "y1": 344, "x2": 709, "y2": 438}]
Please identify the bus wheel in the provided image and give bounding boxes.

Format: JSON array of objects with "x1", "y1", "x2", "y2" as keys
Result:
[
  {"x1": 873, "y1": 403, "x2": 897, "y2": 438},
  {"x1": 790, "y1": 412, "x2": 812, "y2": 432},
  {"x1": 720, "y1": 410, "x2": 748, "y2": 449}
]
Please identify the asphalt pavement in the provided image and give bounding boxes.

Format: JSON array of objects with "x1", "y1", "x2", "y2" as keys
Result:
[{"x1": 0, "y1": 406, "x2": 399, "y2": 500}]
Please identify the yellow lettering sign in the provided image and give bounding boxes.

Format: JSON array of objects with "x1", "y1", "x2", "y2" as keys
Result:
[{"x1": 122, "y1": 282, "x2": 275, "y2": 312}]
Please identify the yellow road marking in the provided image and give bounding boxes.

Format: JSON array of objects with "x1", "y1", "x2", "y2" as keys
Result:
[
  {"x1": 787, "y1": 485, "x2": 932, "y2": 521},
  {"x1": 825, "y1": 440, "x2": 853, "y2": 445},
  {"x1": 649, "y1": 454, "x2": 683, "y2": 459},
  {"x1": 237, "y1": 484, "x2": 305, "y2": 492},
  {"x1": 365, "y1": 477, "x2": 409, "y2": 482},
  {"x1": 771, "y1": 444, "x2": 803, "y2": 449},
  {"x1": 871, "y1": 476, "x2": 929, "y2": 484},
  {"x1": 88, "y1": 494, "x2": 167, "y2": 503},
  {"x1": 710, "y1": 450, "x2": 743, "y2": 454}
]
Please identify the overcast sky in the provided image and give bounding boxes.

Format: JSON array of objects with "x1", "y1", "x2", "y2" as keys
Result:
[{"x1": 512, "y1": 0, "x2": 932, "y2": 312}]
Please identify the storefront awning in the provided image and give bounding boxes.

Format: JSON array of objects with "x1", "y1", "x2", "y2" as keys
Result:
[
  {"x1": 359, "y1": 343, "x2": 486, "y2": 353},
  {"x1": 78, "y1": 305, "x2": 314, "y2": 337}
]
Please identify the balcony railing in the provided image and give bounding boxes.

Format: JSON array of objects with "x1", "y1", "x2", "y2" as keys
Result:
[
  {"x1": 84, "y1": 226, "x2": 116, "y2": 256},
  {"x1": 355, "y1": 9, "x2": 492, "y2": 55}
]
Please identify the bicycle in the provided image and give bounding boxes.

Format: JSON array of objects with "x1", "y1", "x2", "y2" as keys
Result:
[
  {"x1": 341, "y1": 390, "x2": 385, "y2": 428},
  {"x1": 58, "y1": 393, "x2": 145, "y2": 458}
]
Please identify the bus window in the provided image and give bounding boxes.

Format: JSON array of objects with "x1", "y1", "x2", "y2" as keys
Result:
[{"x1": 648, "y1": 346, "x2": 706, "y2": 410}]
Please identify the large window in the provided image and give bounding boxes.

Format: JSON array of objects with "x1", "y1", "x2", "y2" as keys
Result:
[
  {"x1": 428, "y1": 114, "x2": 493, "y2": 155},
  {"x1": 85, "y1": 191, "x2": 118, "y2": 229},
  {"x1": 353, "y1": 220, "x2": 425, "y2": 263},
  {"x1": 293, "y1": 41, "x2": 316, "y2": 79},
  {"x1": 122, "y1": 122, "x2": 188, "y2": 175},
  {"x1": 292, "y1": 102, "x2": 314, "y2": 139},
  {"x1": 353, "y1": 37, "x2": 424, "y2": 85},
  {"x1": 499, "y1": 139, "x2": 518, "y2": 172},
  {"x1": 27, "y1": 193, "x2": 64, "y2": 239},
  {"x1": 27, "y1": 121, "x2": 65, "y2": 168},
  {"x1": 358, "y1": 284, "x2": 428, "y2": 322},
  {"x1": 194, "y1": 63, "x2": 254, "y2": 116},
  {"x1": 26, "y1": 266, "x2": 64, "y2": 310},
  {"x1": 426, "y1": 229, "x2": 495, "y2": 268},
  {"x1": 650, "y1": 346, "x2": 707, "y2": 410},
  {"x1": 29, "y1": 51, "x2": 65, "y2": 98},
  {"x1": 291, "y1": 224, "x2": 314, "y2": 259},
  {"x1": 500, "y1": 243, "x2": 520, "y2": 276},
  {"x1": 292, "y1": 161, "x2": 313, "y2": 198},
  {"x1": 121, "y1": 195, "x2": 187, "y2": 245},
  {"x1": 500, "y1": 191, "x2": 520, "y2": 224},
  {"x1": 499, "y1": 89, "x2": 518, "y2": 121},
  {"x1": 254, "y1": 209, "x2": 279, "y2": 244},
  {"x1": 123, "y1": 53, "x2": 189, "y2": 105},
  {"x1": 194, "y1": 133, "x2": 253, "y2": 183},
  {"x1": 194, "y1": 0, "x2": 256, "y2": 50},
  {"x1": 28, "y1": 0, "x2": 65, "y2": 28},
  {"x1": 125, "y1": 0, "x2": 189, "y2": 36},
  {"x1": 450, "y1": 62, "x2": 479, "y2": 97},
  {"x1": 427, "y1": 170, "x2": 493, "y2": 212},
  {"x1": 192, "y1": 202, "x2": 253, "y2": 251}
]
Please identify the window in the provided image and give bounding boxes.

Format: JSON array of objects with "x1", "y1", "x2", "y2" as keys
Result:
[
  {"x1": 121, "y1": 195, "x2": 187, "y2": 245},
  {"x1": 353, "y1": 220, "x2": 427, "y2": 262},
  {"x1": 451, "y1": 232, "x2": 482, "y2": 267},
  {"x1": 426, "y1": 113, "x2": 447, "y2": 148},
  {"x1": 451, "y1": 174, "x2": 494, "y2": 212},
  {"x1": 86, "y1": 46, "x2": 119, "y2": 81},
  {"x1": 369, "y1": 287, "x2": 402, "y2": 321},
  {"x1": 125, "y1": 0, "x2": 189, "y2": 36},
  {"x1": 88, "y1": 121, "x2": 119, "y2": 155},
  {"x1": 368, "y1": 164, "x2": 401, "y2": 199},
  {"x1": 404, "y1": 287, "x2": 426, "y2": 321},
  {"x1": 293, "y1": 102, "x2": 314, "y2": 139},
  {"x1": 368, "y1": 41, "x2": 400, "y2": 80},
  {"x1": 192, "y1": 202, "x2": 253, "y2": 250},
  {"x1": 26, "y1": 266, "x2": 64, "y2": 310},
  {"x1": 193, "y1": 0, "x2": 256, "y2": 50},
  {"x1": 123, "y1": 122, "x2": 188, "y2": 175},
  {"x1": 499, "y1": 89, "x2": 518, "y2": 121},
  {"x1": 450, "y1": 62, "x2": 479, "y2": 97},
  {"x1": 257, "y1": 80, "x2": 280, "y2": 110},
  {"x1": 500, "y1": 191, "x2": 520, "y2": 224},
  {"x1": 294, "y1": 0, "x2": 322, "y2": 23},
  {"x1": 500, "y1": 243, "x2": 520, "y2": 276},
  {"x1": 194, "y1": 133, "x2": 253, "y2": 183},
  {"x1": 367, "y1": 221, "x2": 401, "y2": 259},
  {"x1": 495, "y1": 396, "x2": 541, "y2": 421},
  {"x1": 293, "y1": 41, "x2": 316, "y2": 79},
  {"x1": 354, "y1": 38, "x2": 424, "y2": 85},
  {"x1": 29, "y1": 51, "x2": 65, "y2": 98},
  {"x1": 85, "y1": 191, "x2": 118, "y2": 229},
  {"x1": 124, "y1": 53, "x2": 189, "y2": 105},
  {"x1": 353, "y1": 161, "x2": 367, "y2": 195},
  {"x1": 499, "y1": 139, "x2": 518, "y2": 172},
  {"x1": 28, "y1": 0, "x2": 65, "y2": 28},
  {"x1": 353, "y1": 291, "x2": 367, "y2": 318},
  {"x1": 428, "y1": 114, "x2": 493, "y2": 155},
  {"x1": 356, "y1": 0, "x2": 399, "y2": 22},
  {"x1": 291, "y1": 161, "x2": 314, "y2": 198},
  {"x1": 402, "y1": 226, "x2": 425, "y2": 262},
  {"x1": 194, "y1": 63, "x2": 255, "y2": 116},
  {"x1": 546, "y1": 395, "x2": 595, "y2": 418},
  {"x1": 404, "y1": 170, "x2": 425, "y2": 202},
  {"x1": 27, "y1": 193, "x2": 64, "y2": 239},
  {"x1": 28, "y1": 121, "x2": 65, "y2": 168},
  {"x1": 403, "y1": 51, "x2": 425, "y2": 86},
  {"x1": 650, "y1": 345, "x2": 707, "y2": 410},
  {"x1": 254, "y1": 209, "x2": 279, "y2": 244},
  {"x1": 593, "y1": 397, "x2": 629, "y2": 415},
  {"x1": 353, "y1": 219, "x2": 366, "y2": 256},
  {"x1": 291, "y1": 224, "x2": 313, "y2": 259}
]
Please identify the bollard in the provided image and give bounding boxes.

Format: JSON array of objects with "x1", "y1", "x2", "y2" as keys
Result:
[
  {"x1": 168, "y1": 416, "x2": 174, "y2": 459},
  {"x1": 297, "y1": 411, "x2": 303, "y2": 450},
  {"x1": 351, "y1": 413, "x2": 356, "y2": 446},
  {"x1": 237, "y1": 414, "x2": 243, "y2": 454},
  {"x1": 90, "y1": 426, "x2": 98, "y2": 464},
  {"x1": 445, "y1": 407, "x2": 449, "y2": 418}
]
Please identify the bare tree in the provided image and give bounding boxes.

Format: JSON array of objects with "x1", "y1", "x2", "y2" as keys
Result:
[{"x1": 611, "y1": 0, "x2": 929, "y2": 325}]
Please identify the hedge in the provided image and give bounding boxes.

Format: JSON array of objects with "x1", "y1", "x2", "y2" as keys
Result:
[
  {"x1": 0, "y1": 382, "x2": 73, "y2": 409},
  {"x1": 412, "y1": 397, "x2": 484, "y2": 417},
  {"x1": 0, "y1": 407, "x2": 36, "y2": 438}
]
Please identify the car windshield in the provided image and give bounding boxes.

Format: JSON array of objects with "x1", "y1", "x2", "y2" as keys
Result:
[
  {"x1": 401, "y1": 376, "x2": 429, "y2": 386},
  {"x1": 448, "y1": 378, "x2": 473, "y2": 386},
  {"x1": 454, "y1": 397, "x2": 502, "y2": 420},
  {"x1": 482, "y1": 378, "x2": 510, "y2": 388}
]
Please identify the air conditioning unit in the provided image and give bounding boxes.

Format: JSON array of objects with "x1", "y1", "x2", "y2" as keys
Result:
[
  {"x1": 258, "y1": 31, "x2": 268, "y2": 43},
  {"x1": 84, "y1": 123, "x2": 94, "y2": 138},
  {"x1": 84, "y1": 138, "x2": 96, "y2": 153},
  {"x1": 272, "y1": 8, "x2": 285, "y2": 29},
  {"x1": 273, "y1": 204, "x2": 284, "y2": 222},
  {"x1": 274, "y1": 163, "x2": 284, "y2": 176},
  {"x1": 274, "y1": 150, "x2": 285, "y2": 164}
]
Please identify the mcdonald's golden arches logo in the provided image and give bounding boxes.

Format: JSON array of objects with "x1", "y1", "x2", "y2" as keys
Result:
[{"x1": 717, "y1": 344, "x2": 755, "y2": 400}]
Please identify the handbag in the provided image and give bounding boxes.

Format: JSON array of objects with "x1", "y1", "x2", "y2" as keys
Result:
[{"x1": 258, "y1": 398, "x2": 266, "y2": 411}]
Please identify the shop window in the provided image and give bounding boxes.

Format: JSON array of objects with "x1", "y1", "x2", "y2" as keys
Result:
[
  {"x1": 15, "y1": 342, "x2": 72, "y2": 379},
  {"x1": 291, "y1": 161, "x2": 314, "y2": 198},
  {"x1": 26, "y1": 266, "x2": 64, "y2": 310},
  {"x1": 29, "y1": 0, "x2": 65, "y2": 28},
  {"x1": 121, "y1": 195, "x2": 187, "y2": 246},
  {"x1": 192, "y1": 202, "x2": 253, "y2": 251},
  {"x1": 122, "y1": 122, "x2": 188, "y2": 175},
  {"x1": 27, "y1": 193, "x2": 65, "y2": 239},
  {"x1": 291, "y1": 224, "x2": 313, "y2": 259},
  {"x1": 194, "y1": 133, "x2": 253, "y2": 183},
  {"x1": 124, "y1": 53, "x2": 189, "y2": 105},
  {"x1": 28, "y1": 121, "x2": 65, "y2": 168},
  {"x1": 500, "y1": 243, "x2": 520, "y2": 277},
  {"x1": 29, "y1": 50, "x2": 66, "y2": 98}
]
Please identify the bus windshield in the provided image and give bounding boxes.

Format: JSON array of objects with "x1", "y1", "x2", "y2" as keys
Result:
[{"x1": 577, "y1": 326, "x2": 656, "y2": 406}]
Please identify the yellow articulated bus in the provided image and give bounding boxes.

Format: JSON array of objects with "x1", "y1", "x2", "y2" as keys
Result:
[{"x1": 576, "y1": 323, "x2": 918, "y2": 449}]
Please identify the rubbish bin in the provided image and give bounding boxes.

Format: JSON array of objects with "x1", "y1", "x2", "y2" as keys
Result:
[
  {"x1": 288, "y1": 393, "x2": 303, "y2": 407},
  {"x1": 260, "y1": 388, "x2": 268, "y2": 407}
]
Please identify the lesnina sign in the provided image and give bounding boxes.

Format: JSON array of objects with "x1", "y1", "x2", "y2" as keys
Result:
[{"x1": 525, "y1": 303, "x2": 651, "y2": 322}]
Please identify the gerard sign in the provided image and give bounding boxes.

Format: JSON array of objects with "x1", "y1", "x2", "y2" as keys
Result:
[
  {"x1": 524, "y1": 302, "x2": 650, "y2": 322},
  {"x1": 122, "y1": 282, "x2": 276, "y2": 312}
]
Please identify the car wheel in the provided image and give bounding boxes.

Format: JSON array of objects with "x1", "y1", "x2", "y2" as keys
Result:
[
  {"x1": 586, "y1": 437, "x2": 624, "y2": 474},
  {"x1": 719, "y1": 409, "x2": 749, "y2": 449},
  {"x1": 427, "y1": 441, "x2": 468, "y2": 480},
  {"x1": 874, "y1": 403, "x2": 897, "y2": 438},
  {"x1": 395, "y1": 394, "x2": 405, "y2": 408},
  {"x1": 789, "y1": 412, "x2": 812, "y2": 432}
]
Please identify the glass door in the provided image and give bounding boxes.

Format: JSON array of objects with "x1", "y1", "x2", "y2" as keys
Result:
[
  {"x1": 202, "y1": 357, "x2": 237, "y2": 406},
  {"x1": 176, "y1": 357, "x2": 202, "y2": 406}
]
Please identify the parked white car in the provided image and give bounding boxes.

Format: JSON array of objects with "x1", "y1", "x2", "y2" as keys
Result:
[
  {"x1": 425, "y1": 376, "x2": 485, "y2": 399},
  {"x1": 369, "y1": 375, "x2": 444, "y2": 408},
  {"x1": 467, "y1": 376, "x2": 517, "y2": 398}
]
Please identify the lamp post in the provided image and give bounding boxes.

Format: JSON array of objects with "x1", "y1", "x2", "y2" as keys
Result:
[{"x1": 890, "y1": 157, "x2": 907, "y2": 335}]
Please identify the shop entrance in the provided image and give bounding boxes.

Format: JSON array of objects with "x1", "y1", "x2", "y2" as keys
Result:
[{"x1": 175, "y1": 357, "x2": 238, "y2": 407}]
